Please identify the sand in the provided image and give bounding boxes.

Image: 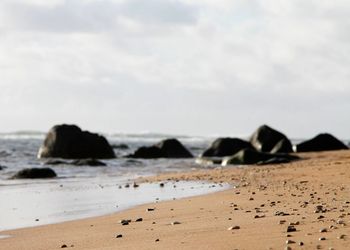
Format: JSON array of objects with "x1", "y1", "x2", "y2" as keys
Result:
[{"x1": 1, "y1": 150, "x2": 350, "y2": 250}]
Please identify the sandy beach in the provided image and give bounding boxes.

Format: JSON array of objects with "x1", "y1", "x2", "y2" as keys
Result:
[{"x1": 1, "y1": 150, "x2": 350, "y2": 250}]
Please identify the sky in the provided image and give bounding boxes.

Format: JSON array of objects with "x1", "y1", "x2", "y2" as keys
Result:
[{"x1": 0, "y1": 0, "x2": 349, "y2": 138}]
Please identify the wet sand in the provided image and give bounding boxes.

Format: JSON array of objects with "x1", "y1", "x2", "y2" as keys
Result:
[{"x1": 1, "y1": 150, "x2": 350, "y2": 250}]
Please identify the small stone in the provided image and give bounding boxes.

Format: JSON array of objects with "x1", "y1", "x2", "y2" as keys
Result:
[
  {"x1": 159, "y1": 183, "x2": 165, "y2": 187},
  {"x1": 336, "y1": 219, "x2": 345, "y2": 225},
  {"x1": 116, "y1": 234, "x2": 123, "y2": 238},
  {"x1": 171, "y1": 221, "x2": 181, "y2": 225},
  {"x1": 61, "y1": 245, "x2": 67, "y2": 248},
  {"x1": 227, "y1": 226, "x2": 240, "y2": 230},
  {"x1": 155, "y1": 239, "x2": 160, "y2": 242},
  {"x1": 285, "y1": 247, "x2": 292, "y2": 250},
  {"x1": 279, "y1": 220, "x2": 286, "y2": 224},
  {"x1": 317, "y1": 215, "x2": 325, "y2": 219},
  {"x1": 319, "y1": 228, "x2": 327, "y2": 233},
  {"x1": 120, "y1": 219, "x2": 131, "y2": 225},
  {"x1": 287, "y1": 225, "x2": 296, "y2": 232},
  {"x1": 286, "y1": 240, "x2": 295, "y2": 244},
  {"x1": 319, "y1": 237, "x2": 326, "y2": 241},
  {"x1": 337, "y1": 234, "x2": 346, "y2": 239},
  {"x1": 124, "y1": 184, "x2": 130, "y2": 188},
  {"x1": 299, "y1": 241, "x2": 304, "y2": 246},
  {"x1": 147, "y1": 208, "x2": 155, "y2": 211},
  {"x1": 133, "y1": 182, "x2": 139, "y2": 188},
  {"x1": 135, "y1": 218, "x2": 143, "y2": 222}
]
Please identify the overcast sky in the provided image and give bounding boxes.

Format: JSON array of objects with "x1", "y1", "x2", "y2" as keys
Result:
[{"x1": 0, "y1": 0, "x2": 349, "y2": 138}]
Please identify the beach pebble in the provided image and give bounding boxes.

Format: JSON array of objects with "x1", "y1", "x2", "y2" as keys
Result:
[
  {"x1": 159, "y1": 183, "x2": 165, "y2": 187},
  {"x1": 319, "y1": 228, "x2": 327, "y2": 233},
  {"x1": 299, "y1": 241, "x2": 304, "y2": 246},
  {"x1": 227, "y1": 226, "x2": 240, "y2": 230},
  {"x1": 285, "y1": 247, "x2": 292, "y2": 250},
  {"x1": 287, "y1": 226, "x2": 296, "y2": 232},
  {"x1": 61, "y1": 245, "x2": 67, "y2": 248},
  {"x1": 319, "y1": 237, "x2": 326, "y2": 241},
  {"x1": 147, "y1": 208, "x2": 155, "y2": 211},
  {"x1": 171, "y1": 221, "x2": 181, "y2": 225},
  {"x1": 337, "y1": 234, "x2": 346, "y2": 239},
  {"x1": 286, "y1": 240, "x2": 295, "y2": 244},
  {"x1": 116, "y1": 234, "x2": 123, "y2": 238},
  {"x1": 336, "y1": 219, "x2": 345, "y2": 225},
  {"x1": 120, "y1": 219, "x2": 131, "y2": 225},
  {"x1": 135, "y1": 218, "x2": 143, "y2": 222},
  {"x1": 155, "y1": 239, "x2": 160, "y2": 242}
]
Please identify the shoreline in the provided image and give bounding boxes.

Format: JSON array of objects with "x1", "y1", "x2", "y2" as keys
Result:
[{"x1": 1, "y1": 150, "x2": 350, "y2": 249}]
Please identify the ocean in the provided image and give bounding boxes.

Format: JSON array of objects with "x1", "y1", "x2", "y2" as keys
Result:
[{"x1": 0, "y1": 132, "x2": 228, "y2": 231}]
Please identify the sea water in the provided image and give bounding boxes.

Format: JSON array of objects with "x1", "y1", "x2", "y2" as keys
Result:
[{"x1": 0, "y1": 132, "x2": 227, "y2": 231}]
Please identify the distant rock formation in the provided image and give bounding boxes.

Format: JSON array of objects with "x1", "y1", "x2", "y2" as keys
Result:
[
  {"x1": 11, "y1": 168, "x2": 57, "y2": 179},
  {"x1": 296, "y1": 133, "x2": 348, "y2": 152},
  {"x1": 250, "y1": 125, "x2": 293, "y2": 153},
  {"x1": 201, "y1": 138, "x2": 254, "y2": 157},
  {"x1": 38, "y1": 124, "x2": 115, "y2": 159},
  {"x1": 222, "y1": 148, "x2": 299, "y2": 166},
  {"x1": 127, "y1": 138, "x2": 193, "y2": 159}
]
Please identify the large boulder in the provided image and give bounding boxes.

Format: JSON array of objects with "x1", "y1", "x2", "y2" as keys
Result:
[
  {"x1": 128, "y1": 138, "x2": 193, "y2": 159},
  {"x1": 155, "y1": 138, "x2": 193, "y2": 158},
  {"x1": 201, "y1": 138, "x2": 254, "y2": 157},
  {"x1": 296, "y1": 133, "x2": 348, "y2": 152},
  {"x1": 38, "y1": 124, "x2": 115, "y2": 159},
  {"x1": 11, "y1": 168, "x2": 57, "y2": 179},
  {"x1": 222, "y1": 148, "x2": 299, "y2": 166},
  {"x1": 271, "y1": 138, "x2": 294, "y2": 154},
  {"x1": 250, "y1": 125, "x2": 293, "y2": 153}
]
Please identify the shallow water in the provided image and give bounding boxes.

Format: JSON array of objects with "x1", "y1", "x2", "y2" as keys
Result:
[
  {"x1": 0, "y1": 179, "x2": 229, "y2": 231},
  {"x1": 0, "y1": 133, "x2": 224, "y2": 231}
]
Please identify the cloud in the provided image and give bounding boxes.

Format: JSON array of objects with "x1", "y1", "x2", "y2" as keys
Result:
[
  {"x1": 0, "y1": 0, "x2": 198, "y2": 33},
  {"x1": 0, "y1": 0, "x2": 349, "y2": 136}
]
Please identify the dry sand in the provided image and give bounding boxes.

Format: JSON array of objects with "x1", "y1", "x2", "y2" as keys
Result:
[{"x1": 1, "y1": 150, "x2": 350, "y2": 250}]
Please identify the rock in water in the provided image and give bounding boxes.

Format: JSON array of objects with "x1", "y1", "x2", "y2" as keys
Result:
[
  {"x1": 38, "y1": 124, "x2": 115, "y2": 159},
  {"x1": 11, "y1": 168, "x2": 57, "y2": 179},
  {"x1": 71, "y1": 159, "x2": 106, "y2": 166},
  {"x1": 156, "y1": 138, "x2": 193, "y2": 158},
  {"x1": 250, "y1": 125, "x2": 293, "y2": 153},
  {"x1": 222, "y1": 148, "x2": 299, "y2": 166},
  {"x1": 127, "y1": 138, "x2": 192, "y2": 159},
  {"x1": 296, "y1": 133, "x2": 348, "y2": 152},
  {"x1": 128, "y1": 146, "x2": 164, "y2": 159},
  {"x1": 201, "y1": 138, "x2": 254, "y2": 157}
]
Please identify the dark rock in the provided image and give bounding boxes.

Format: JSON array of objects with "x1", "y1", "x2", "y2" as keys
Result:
[
  {"x1": 156, "y1": 138, "x2": 193, "y2": 158},
  {"x1": 71, "y1": 159, "x2": 106, "y2": 167},
  {"x1": 0, "y1": 165, "x2": 7, "y2": 170},
  {"x1": 250, "y1": 125, "x2": 293, "y2": 153},
  {"x1": 43, "y1": 159, "x2": 68, "y2": 165},
  {"x1": 201, "y1": 138, "x2": 254, "y2": 157},
  {"x1": 271, "y1": 138, "x2": 294, "y2": 154},
  {"x1": 128, "y1": 146, "x2": 163, "y2": 159},
  {"x1": 287, "y1": 225, "x2": 297, "y2": 232},
  {"x1": 223, "y1": 148, "x2": 299, "y2": 165},
  {"x1": 116, "y1": 234, "x2": 123, "y2": 238},
  {"x1": 11, "y1": 168, "x2": 57, "y2": 179},
  {"x1": 38, "y1": 124, "x2": 115, "y2": 159},
  {"x1": 127, "y1": 138, "x2": 192, "y2": 159},
  {"x1": 112, "y1": 144, "x2": 129, "y2": 149},
  {"x1": 296, "y1": 133, "x2": 348, "y2": 152}
]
